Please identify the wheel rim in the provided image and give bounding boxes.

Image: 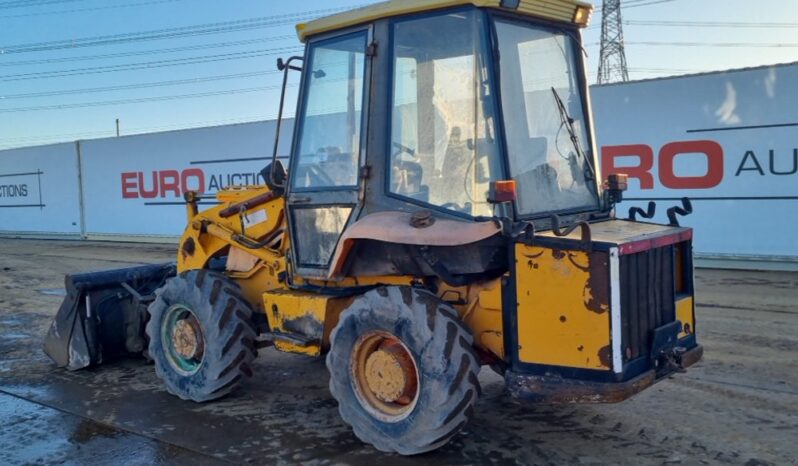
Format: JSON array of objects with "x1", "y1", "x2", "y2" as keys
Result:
[
  {"x1": 161, "y1": 304, "x2": 205, "y2": 375},
  {"x1": 350, "y1": 331, "x2": 420, "y2": 423}
]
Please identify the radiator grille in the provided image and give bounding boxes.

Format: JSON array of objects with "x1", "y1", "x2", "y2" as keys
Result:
[{"x1": 619, "y1": 245, "x2": 676, "y2": 362}]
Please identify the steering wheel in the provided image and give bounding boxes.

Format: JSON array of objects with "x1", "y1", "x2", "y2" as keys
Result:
[
  {"x1": 392, "y1": 141, "x2": 416, "y2": 158},
  {"x1": 441, "y1": 202, "x2": 470, "y2": 214},
  {"x1": 298, "y1": 162, "x2": 335, "y2": 187}
]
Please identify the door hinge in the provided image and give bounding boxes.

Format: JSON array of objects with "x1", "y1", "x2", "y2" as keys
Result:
[
  {"x1": 366, "y1": 42, "x2": 378, "y2": 57},
  {"x1": 360, "y1": 165, "x2": 371, "y2": 180}
]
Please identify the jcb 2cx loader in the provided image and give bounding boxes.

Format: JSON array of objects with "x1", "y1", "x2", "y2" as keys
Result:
[{"x1": 44, "y1": 0, "x2": 702, "y2": 455}]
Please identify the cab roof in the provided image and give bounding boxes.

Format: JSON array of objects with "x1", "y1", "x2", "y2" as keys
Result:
[{"x1": 296, "y1": 0, "x2": 594, "y2": 42}]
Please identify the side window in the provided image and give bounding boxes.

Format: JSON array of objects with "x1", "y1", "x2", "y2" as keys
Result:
[
  {"x1": 293, "y1": 206, "x2": 353, "y2": 267},
  {"x1": 388, "y1": 11, "x2": 502, "y2": 217},
  {"x1": 292, "y1": 32, "x2": 367, "y2": 190}
]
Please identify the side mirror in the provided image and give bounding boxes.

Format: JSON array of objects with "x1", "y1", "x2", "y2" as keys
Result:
[{"x1": 261, "y1": 160, "x2": 287, "y2": 192}]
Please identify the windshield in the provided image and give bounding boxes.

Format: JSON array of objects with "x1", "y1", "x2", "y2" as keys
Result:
[
  {"x1": 388, "y1": 10, "x2": 502, "y2": 217},
  {"x1": 494, "y1": 18, "x2": 599, "y2": 217}
]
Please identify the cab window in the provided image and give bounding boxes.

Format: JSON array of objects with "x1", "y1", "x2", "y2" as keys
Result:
[
  {"x1": 292, "y1": 32, "x2": 367, "y2": 190},
  {"x1": 388, "y1": 10, "x2": 502, "y2": 217}
]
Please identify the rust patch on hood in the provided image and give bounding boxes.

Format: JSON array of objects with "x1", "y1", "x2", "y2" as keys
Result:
[{"x1": 584, "y1": 251, "x2": 610, "y2": 314}]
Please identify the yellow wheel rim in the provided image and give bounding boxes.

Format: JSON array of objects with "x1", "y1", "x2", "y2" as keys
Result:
[{"x1": 350, "y1": 331, "x2": 420, "y2": 423}]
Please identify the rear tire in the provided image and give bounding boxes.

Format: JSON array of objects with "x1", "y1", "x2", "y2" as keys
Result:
[
  {"x1": 327, "y1": 286, "x2": 481, "y2": 455},
  {"x1": 146, "y1": 269, "x2": 257, "y2": 402}
]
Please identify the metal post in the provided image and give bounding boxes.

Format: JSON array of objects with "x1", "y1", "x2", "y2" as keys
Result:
[{"x1": 76, "y1": 141, "x2": 87, "y2": 239}]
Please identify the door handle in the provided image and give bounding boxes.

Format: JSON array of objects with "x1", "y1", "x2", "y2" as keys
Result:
[{"x1": 290, "y1": 196, "x2": 312, "y2": 204}]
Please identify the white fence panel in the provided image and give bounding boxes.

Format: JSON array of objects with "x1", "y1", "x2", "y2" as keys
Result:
[
  {"x1": 80, "y1": 121, "x2": 293, "y2": 239},
  {"x1": 0, "y1": 142, "x2": 82, "y2": 235},
  {"x1": 592, "y1": 63, "x2": 798, "y2": 262}
]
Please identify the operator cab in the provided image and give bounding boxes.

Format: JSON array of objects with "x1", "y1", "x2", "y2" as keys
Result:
[{"x1": 280, "y1": 0, "x2": 599, "y2": 278}]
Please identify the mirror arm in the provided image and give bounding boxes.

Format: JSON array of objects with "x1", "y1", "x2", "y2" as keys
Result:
[{"x1": 270, "y1": 56, "x2": 304, "y2": 189}]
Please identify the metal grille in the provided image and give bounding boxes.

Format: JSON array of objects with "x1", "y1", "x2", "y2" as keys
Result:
[{"x1": 619, "y1": 245, "x2": 676, "y2": 362}]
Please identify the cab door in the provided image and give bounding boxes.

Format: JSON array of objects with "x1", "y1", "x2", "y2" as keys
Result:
[{"x1": 287, "y1": 29, "x2": 371, "y2": 278}]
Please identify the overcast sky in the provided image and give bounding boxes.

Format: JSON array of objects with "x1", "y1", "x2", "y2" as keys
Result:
[{"x1": 1, "y1": 0, "x2": 796, "y2": 150}]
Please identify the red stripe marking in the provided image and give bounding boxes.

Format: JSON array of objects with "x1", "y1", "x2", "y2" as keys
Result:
[{"x1": 618, "y1": 230, "x2": 692, "y2": 255}]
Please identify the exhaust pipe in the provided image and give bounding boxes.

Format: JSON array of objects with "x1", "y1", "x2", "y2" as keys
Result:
[{"x1": 43, "y1": 263, "x2": 176, "y2": 371}]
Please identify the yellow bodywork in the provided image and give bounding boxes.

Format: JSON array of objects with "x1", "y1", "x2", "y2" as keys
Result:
[
  {"x1": 178, "y1": 186, "x2": 285, "y2": 274},
  {"x1": 175, "y1": 186, "x2": 454, "y2": 356},
  {"x1": 262, "y1": 290, "x2": 353, "y2": 357},
  {"x1": 176, "y1": 185, "x2": 695, "y2": 376},
  {"x1": 676, "y1": 296, "x2": 695, "y2": 339},
  {"x1": 514, "y1": 243, "x2": 612, "y2": 370},
  {"x1": 437, "y1": 279, "x2": 505, "y2": 359},
  {"x1": 177, "y1": 186, "x2": 288, "y2": 312},
  {"x1": 296, "y1": 0, "x2": 594, "y2": 42}
]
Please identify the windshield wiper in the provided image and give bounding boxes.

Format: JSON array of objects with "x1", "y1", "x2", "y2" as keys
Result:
[{"x1": 551, "y1": 87, "x2": 595, "y2": 182}]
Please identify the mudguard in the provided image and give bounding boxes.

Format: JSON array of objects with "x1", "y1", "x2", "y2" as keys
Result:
[{"x1": 43, "y1": 263, "x2": 176, "y2": 371}]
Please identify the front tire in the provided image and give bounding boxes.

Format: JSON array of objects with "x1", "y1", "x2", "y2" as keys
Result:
[
  {"x1": 327, "y1": 286, "x2": 481, "y2": 455},
  {"x1": 146, "y1": 269, "x2": 257, "y2": 402}
]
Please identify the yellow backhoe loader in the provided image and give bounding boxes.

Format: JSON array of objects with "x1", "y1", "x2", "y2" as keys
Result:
[{"x1": 44, "y1": 0, "x2": 702, "y2": 455}]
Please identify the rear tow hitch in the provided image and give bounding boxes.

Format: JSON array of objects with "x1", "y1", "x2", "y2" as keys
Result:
[
  {"x1": 650, "y1": 320, "x2": 689, "y2": 377},
  {"x1": 659, "y1": 346, "x2": 688, "y2": 374}
]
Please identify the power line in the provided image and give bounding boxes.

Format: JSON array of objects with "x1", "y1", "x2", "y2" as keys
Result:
[
  {"x1": 0, "y1": 70, "x2": 284, "y2": 99},
  {"x1": 624, "y1": 0, "x2": 675, "y2": 8},
  {"x1": 0, "y1": 129, "x2": 115, "y2": 143},
  {"x1": 0, "y1": 0, "x2": 85, "y2": 9},
  {"x1": 0, "y1": 115, "x2": 283, "y2": 147},
  {"x1": 0, "y1": 19, "x2": 295, "y2": 54},
  {"x1": 624, "y1": 41, "x2": 798, "y2": 48},
  {"x1": 588, "y1": 0, "x2": 680, "y2": 28},
  {"x1": 0, "y1": 36, "x2": 295, "y2": 67},
  {"x1": 593, "y1": 0, "x2": 676, "y2": 12},
  {"x1": 0, "y1": 85, "x2": 291, "y2": 113},
  {"x1": 0, "y1": 6, "x2": 361, "y2": 54},
  {"x1": 617, "y1": 0, "x2": 676, "y2": 8},
  {"x1": 624, "y1": 19, "x2": 798, "y2": 28},
  {"x1": 0, "y1": 0, "x2": 185, "y2": 18},
  {"x1": 629, "y1": 67, "x2": 705, "y2": 73},
  {"x1": 0, "y1": 47, "x2": 301, "y2": 81},
  {"x1": 112, "y1": 116, "x2": 281, "y2": 135}
]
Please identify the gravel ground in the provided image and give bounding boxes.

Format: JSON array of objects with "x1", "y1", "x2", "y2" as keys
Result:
[{"x1": 0, "y1": 238, "x2": 796, "y2": 465}]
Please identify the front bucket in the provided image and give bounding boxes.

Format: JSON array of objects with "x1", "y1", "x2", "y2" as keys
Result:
[{"x1": 43, "y1": 263, "x2": 176, "y2": 371}]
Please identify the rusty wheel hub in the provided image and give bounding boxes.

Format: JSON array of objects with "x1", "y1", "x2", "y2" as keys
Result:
[
  {"x1": 172, "y1": 317, "x2": 204, "y2": 360},
  {"x1": 351, "y1": 332, "x2": 420, "y2": 422},
  {"x1": 162, "y1": 304, "x2": 205, "y2": 375}
]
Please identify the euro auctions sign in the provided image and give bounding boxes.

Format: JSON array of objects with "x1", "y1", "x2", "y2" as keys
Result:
[
  {"x1": 602, "y1": 139, "x2": 797, "y2": 191},
  {"x1": 80, "y1": 120, "x2": 292, "y2": 238},
  {"x1": 591, "y1": 62, "x2": 798, "y2": 260},
  {"x1": 119, "y1": 168, "x2": 266, "y2": 200}
]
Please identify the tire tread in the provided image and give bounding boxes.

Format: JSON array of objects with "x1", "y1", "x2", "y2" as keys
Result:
[{"x1": 146, "y1": 270, "x2": 257, "y2": 403}]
